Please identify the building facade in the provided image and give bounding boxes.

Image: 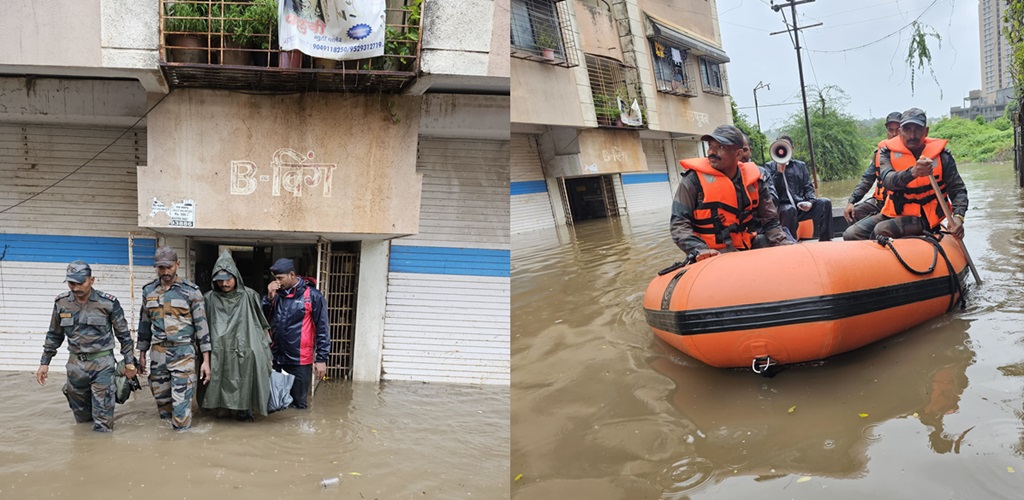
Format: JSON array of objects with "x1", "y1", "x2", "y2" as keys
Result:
[
  {"x1": 0, "y1": 0, "x2": 509, "y2": 385},
  {"x1": 979, "y1": 0, "x2": 1014, "y2": 103},
  {"x1": 510, "y1": 0, "x2": 732, "y2": 233}
]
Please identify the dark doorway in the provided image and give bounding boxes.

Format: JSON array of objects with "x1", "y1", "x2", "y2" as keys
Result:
[{"x1": 565, "y1": 177, "x2": 610, "y2": 221}]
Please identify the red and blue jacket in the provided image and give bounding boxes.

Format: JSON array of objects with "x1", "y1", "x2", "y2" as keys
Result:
[{"x1": 261, "y1": 277, "x2": 329, "y2": 366}]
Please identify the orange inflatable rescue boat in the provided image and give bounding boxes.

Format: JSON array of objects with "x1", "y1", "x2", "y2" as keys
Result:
[{"x1": 643, "y1": 235, "x2": 968, "y2": 373}]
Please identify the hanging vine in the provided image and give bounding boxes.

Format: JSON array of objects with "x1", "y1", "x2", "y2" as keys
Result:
[{"x1": 905, "y1": 21, "x2": 943, "y2": 98}]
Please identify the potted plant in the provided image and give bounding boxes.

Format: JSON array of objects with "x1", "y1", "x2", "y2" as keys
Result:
[
  {"x1": 534, "y1": 32, "x2": 559, "y2": 61},
  {"x1": 234, "y1": 0, "x2": 280, "y2": 67},
  {"x1": 214, "y1": 1, "x2": 251, "y2": 66},
  {"x1": 164, "y1": 1, "x2": 211, "y2": 64}
]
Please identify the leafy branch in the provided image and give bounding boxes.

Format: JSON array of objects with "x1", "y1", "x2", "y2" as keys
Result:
[{"x1": 905, "y1": 21, "x2": 942, "y2": 98}]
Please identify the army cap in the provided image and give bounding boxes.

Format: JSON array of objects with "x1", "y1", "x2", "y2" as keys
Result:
[
  {"x1": 885, "y1": 111, "x2": 903, "y2": 125},
  {"x1": 65, "y1": 260, "x2": 92, "y2": 283},
  {"x1": 900, "y1": 108, "x2": 927, "y2": 127},
  {"x1": 700, "y1": 125, "x2": 744, "y2": 146},
  {"x1": 154, "y1": 246, "x2": 178, "y2": 267},
  {"x1": 213, "y1": 270, "x2": 233, "y2": 281}
]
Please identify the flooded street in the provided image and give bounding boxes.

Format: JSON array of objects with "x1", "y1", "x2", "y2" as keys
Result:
[
  {"x1": 0, "y1": 375, "x2": 509, "y2": 499},
  {"x1": 512, "y1": 162, "x2": 1024, "y2": 498}
]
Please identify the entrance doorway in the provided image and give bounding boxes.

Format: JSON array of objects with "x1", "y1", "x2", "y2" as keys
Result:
[
  {"x1": 562, "y1": 175, "x2": 620, "y2": 223},
  {"x1": 191, "y1": 240, "x2": 359, "y2": 380}
]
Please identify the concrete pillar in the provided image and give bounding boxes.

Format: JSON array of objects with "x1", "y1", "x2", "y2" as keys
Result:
[{"x1": 352, "y1": 239, "x2": 390, "y2": 382}]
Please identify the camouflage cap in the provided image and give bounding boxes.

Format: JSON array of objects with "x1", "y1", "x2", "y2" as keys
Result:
[
  {"x1": 900, "y1": 108, "x2": 927, "y2": 127},
  {"x1": 885, "y1": 111, "x2": 903, "y2": 125},
  {"x1": 65, "y1": 260, "x2": 92, "y2": 284},
  {"x1": 154, "y1": 246, "x2": 178, "y2": 267},
  {"x1": 212, "y1": 270, "x2": 233, "y2": 281},
  {"x1": 699, "y1": 125, "x2": 744, "y2": 146}
]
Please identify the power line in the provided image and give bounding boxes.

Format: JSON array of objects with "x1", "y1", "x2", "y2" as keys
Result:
[
  {"x1": 0, "y1": 91, "x2": 171, "y2": 216},
  {"x1": 806, "y1": 0, "x2": 941, "y2": 54}
]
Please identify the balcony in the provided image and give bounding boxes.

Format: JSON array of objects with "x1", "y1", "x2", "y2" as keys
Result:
[
  {"x1": 585, "y1": 55, "x2": 646, "y2": 129},
  {"x1": 160, "y1": 0, "x2": 422, "y2": 93}
]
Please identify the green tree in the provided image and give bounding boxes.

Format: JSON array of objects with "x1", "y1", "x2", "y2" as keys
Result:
[
  {"x1": 776, "y1": 86, "x2": 871, "y2": 181},
  {"x1": 731, "y1": 100, "x2": 768, "y2": 164}
]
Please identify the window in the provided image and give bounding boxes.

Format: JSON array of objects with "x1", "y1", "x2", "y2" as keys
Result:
[
  {"x1": 698, "y1": 57, "x2": 727, "y2": 95},
  {"x1": 650, "y1": 39, "x2": 697, "y2": 97},
  {"x1": 586, "y1": 55, "x2": 645, "y2": 128},
  {"x1": 511, "y1": 0, "x2": 579, "y2": 66}
]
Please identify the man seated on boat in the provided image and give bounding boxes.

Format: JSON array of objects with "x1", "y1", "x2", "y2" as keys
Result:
[
  {"x1": 843, "y1": 111, "x2": 902, "y2": 224},
  {"x1": 763, "y1": 136, "x2": 834, "y2": 242},
  {"x1": 842, "y1": 108, "x2": 968, "y2": 241},
  {"x1": 741, "y1": 134, "x2": 796, "y2": 244},
  {"x1": 671, "y1": 124, "x2": 793, "y2": 262}
]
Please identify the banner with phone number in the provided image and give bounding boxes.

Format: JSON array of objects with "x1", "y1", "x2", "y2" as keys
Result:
[{"x1": 279, "y1": 0, "x2": 386, "y2": 60}]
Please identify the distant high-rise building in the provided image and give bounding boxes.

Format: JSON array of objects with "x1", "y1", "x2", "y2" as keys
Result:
[{"x1": 979, "y1": 0, "x2": 1014, "y2": 103}]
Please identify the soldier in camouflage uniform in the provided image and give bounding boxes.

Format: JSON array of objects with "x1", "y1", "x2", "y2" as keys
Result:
[
  {"x1": 136, "y1": 246, "x2": 211, "y2": 430},
  {"x1": 36, "y1": 261, "x2": 136, "y2": 432}
]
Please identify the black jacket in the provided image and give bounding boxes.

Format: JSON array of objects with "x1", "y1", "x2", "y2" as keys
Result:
[{"x1": 763, "y1": 159, "x2": 816, "y2": 206}]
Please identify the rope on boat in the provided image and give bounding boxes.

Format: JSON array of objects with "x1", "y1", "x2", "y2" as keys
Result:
[{"x1": 876, "y1": 233, "x2": 965, "y2": 312}]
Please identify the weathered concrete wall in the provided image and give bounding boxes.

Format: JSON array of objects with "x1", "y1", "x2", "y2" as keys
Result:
[
  {"x1": 639, "y1": 0, "x2": 716, "y2": 42},
  {"x1": 652, "y1": 83, "x2": 731, "y2": 136},
  {"x1": 0, "y1": 77, "x2": 149, "y2": 127},
  {"x1": 0, "y1": 0, "x2": 163, "y2": 91},
  {"x1": 511, "y1": 59, "x2": 586, "y2": 127},
  {"x1": 420, "y1": 0, "x2": 504, "y2": 78},
  {"x1": 574, "y1": 0, "x2": 623, "y2": 61},
  {"x1": 543, "y1": 128, "x2": 648, "y2": 177},
  {"x1": 140, "y1": 90, "x2": 422, "y2": 238},
  {"x1": 419, "y1": 94, "x2": 509, "y2": 140}
]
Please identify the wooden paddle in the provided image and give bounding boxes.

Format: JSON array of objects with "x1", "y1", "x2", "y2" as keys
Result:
[{"x1": 927, "y1": 174, "x2": 982, "y2": 285}]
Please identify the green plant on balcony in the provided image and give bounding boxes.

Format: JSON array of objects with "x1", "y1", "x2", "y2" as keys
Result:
[
  {"x1": 164, "y1": 1, "x2": 211, "y2": 64},
  {"x1": 382, "y1": 0, "x2": 422, "y2": 71},
  {"x1": 164, "y1": 1, "x2": 210, "y2": 34},
  {"x1": 234, "y1": 0, "x2": 278, "y2": 50},
  {"x1": 592, "y1": 94, "x2": 621, "y2": 125},
  {"x1": 534, "y1": 31, "x2": 558, "y2": 61}
]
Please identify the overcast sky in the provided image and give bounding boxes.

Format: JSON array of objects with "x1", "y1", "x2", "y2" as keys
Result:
[{"x1": 718, "y1": 0, "x2": 982, "y2": 133}]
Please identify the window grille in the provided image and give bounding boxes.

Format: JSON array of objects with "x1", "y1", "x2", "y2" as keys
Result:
[
  {"x1": 699, "y1": 57, "x2": 728, "y2": 95},
  {"x1": 650, "y1": 39, "x2": 697, "y2": 97},
  {"x1": 510, "y1": 0, "x2": 580, "y2": 67},
  {"x1": 586, "y1": 55, "x2": 645, "y2": 128}
]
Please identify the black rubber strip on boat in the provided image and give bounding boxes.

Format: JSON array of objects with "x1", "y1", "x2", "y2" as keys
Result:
[
  {"x1": 660, "y1": 268, "x2": 689, "y2": 310},
  {"x1": 645, "y1": 273, "x2": 962, "y2": 336}
]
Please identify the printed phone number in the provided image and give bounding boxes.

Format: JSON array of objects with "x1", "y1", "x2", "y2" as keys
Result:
[
  {"x1": 311, "y1": 41, "x2": 383, "y2": 54},
  {"x1": 168, "y1": 220, "x2": 194, "y2": 227}
]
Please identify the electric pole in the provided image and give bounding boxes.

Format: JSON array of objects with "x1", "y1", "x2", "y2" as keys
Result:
[
  {"x1": 770, "y1": 0, "x2": 822, "y2": 189},
  {"x1": 753, "y1": 81, "x2": 770, "y2": 164}
]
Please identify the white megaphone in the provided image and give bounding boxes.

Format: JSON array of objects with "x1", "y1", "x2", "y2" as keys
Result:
[{"x1": 769, "y1": 139, "x2": 792, "y2": 164}]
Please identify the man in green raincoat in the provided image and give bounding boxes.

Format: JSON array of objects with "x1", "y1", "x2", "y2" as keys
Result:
[{"x1": 201, "y1": 251, "x2": 273, "y2": 420}]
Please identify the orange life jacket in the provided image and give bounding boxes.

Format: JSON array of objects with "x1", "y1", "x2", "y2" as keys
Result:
[
  {"x1": 879, "y1": 136, "x2": 950, "y2": 229},
  {"x1": 871, "y1": 141, "x2": 886, "y2": 202},
  {"x1": 679, "y1": 158, "x2": 761, "y2": 250}
]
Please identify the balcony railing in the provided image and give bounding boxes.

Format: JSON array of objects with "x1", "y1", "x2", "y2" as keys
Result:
[
  {"x1": 586, "y1": 55, "x2": 646, "y2": 129},
  {"x1": 160, "y1": 0, "x2": 422, "y2": 93}
]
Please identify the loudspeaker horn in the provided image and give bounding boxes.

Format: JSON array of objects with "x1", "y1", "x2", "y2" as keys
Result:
[{"x1": 769, "y1": 139, "x2": 792, "y2": 164}]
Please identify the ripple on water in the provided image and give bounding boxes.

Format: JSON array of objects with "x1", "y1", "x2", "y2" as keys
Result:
[{"x1": 658, "y1": 456, "x2": 716, "y2": 498}]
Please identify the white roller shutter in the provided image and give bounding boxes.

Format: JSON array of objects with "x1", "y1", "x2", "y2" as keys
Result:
[
  {"x1": 622, "y1": 139, "x2": 671, "y2": 214},
  {"x1": 511, "y1": 134, "x2": 556, "y2": 234},
  {"x1": 385, "y1": 138, "x2": 510, "y2": 384},
  {"x1": 0, "y1": 124, "x2": 153, "y2": 371}
]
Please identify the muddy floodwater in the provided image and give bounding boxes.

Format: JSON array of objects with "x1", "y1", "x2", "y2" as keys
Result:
[
  {"x1": 512, "y1": 162, "x2": 1024, "y2": 498},
  {"x1": 0, "y1": 375, "x2": 508, "y2": 499}
]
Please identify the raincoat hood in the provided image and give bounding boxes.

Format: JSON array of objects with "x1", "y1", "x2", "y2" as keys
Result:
[{"x1": 210, "y1": 250, "x2": 245, "y2": 291}]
